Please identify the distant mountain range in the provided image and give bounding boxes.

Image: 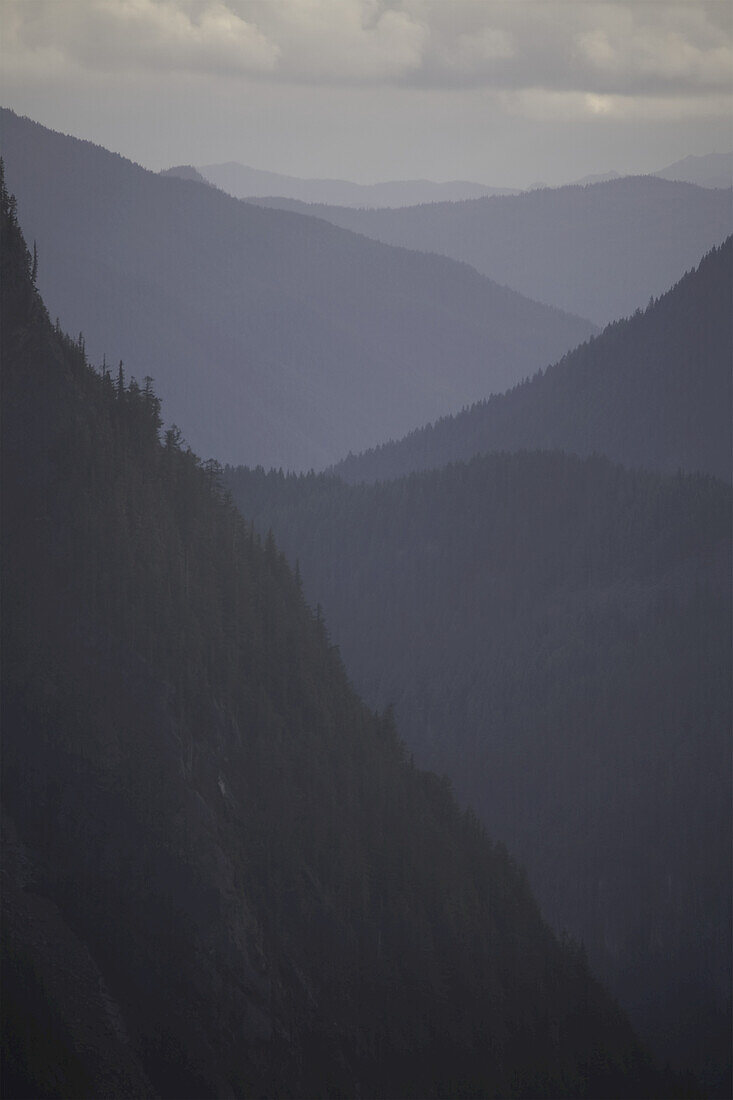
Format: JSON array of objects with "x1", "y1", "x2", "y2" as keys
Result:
[
  {"x1": 163, "y1": 151, "x2": 732, "y2": 209},
  {"x1": 175, "y1": 161, "x2": 520, "y2": 206},
  {"x1": 569, "y1": 153, "x2": 732, "y2": 190},
  {"x1": 250, "y1": 176, "x2": 732, "y2": 326},
  {"x1": 0, "y1": 108, "x2": 593, "y2": 471},
  {"x1": 333, "y1": 239, "x2": 732, "y2": 484}
]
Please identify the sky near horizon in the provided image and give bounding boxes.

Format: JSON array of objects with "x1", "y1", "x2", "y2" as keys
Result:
[{"x1": 1, "y1": 0, "x2": 731, "y2": 187}]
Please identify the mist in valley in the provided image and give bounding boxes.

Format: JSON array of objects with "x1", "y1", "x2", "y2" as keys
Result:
[{"x1": 1, "y1": 3, "x2": 731, "y2": 1097}]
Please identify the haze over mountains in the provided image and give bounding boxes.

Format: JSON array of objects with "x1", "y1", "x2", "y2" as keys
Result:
[
  {"x1": 655, "y1": 152, "x2": 733, "y2": 190},
  {"x1": 2, "y1": 97, "x2": 732, "y2": 1100},
  {"x1": 252, "y1": 176, "x2": 732, "y2": 327},
  {"x1": 168, "y1": 151, "x2": 731, "y2": 209},
  {"x1": 0, "y1": 108, "x2": 594, "y2": 471},
  {"x1": 334, "y1": 240, "x2": 733, "y2": 485},
  {"x1": 568, "y1": 153, "x2": 732, "y2": 191},
  {"x1": 185, "y1": 161, "x2": 519, "y2": 206},
  {"x1": 2, "y1": 164, "x2": 669, "y2": 1100}
]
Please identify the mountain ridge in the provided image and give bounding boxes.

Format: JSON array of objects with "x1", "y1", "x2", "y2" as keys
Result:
[
  {"x1": 194, "y1": 159, "x2": 519, "y2": 206},
  {"x1": 331, "y1": 238, "x2": 732, "y2": 485},
  {"x1": 165, "y1": 152, "x2": 732, "y2": 209},
  {"x1": 249, "y1": 175, "x2": 732, "y2": 325},
  {"x1": 0, "y1": 107, "x2": 595, "y2": 471}
]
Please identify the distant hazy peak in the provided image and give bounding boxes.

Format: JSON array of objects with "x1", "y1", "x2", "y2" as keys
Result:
[
  {"x1": 194, "y1": 160, "x2": 519, "y2": 208},
  {"x1": 653, "y1": 151, "x2": 733, "y2": 190},
  {"x1": 570, "y1": 170, "x2": 621, "y2": 186}
]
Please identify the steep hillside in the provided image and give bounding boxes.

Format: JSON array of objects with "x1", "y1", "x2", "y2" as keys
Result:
[
  {"x1": 226, "y1": 454, "x2": 732, "y2": 1095},
  {"x1": 333, "y1": 240, "x2": 732, "y2": 485},
  {"x1": 0, "y1": 166, "x2": 666, "y2": 1099},
  {"x1": 0, "y1": 109, "x2": 593, "y2": 471},
  {"x1": 253, "y1": 176, "x2": 732, "y2": 325}
]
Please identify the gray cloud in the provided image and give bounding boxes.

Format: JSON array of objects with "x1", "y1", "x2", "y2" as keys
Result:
[
  {"x1": 3, "y1": 0, "x2": 280, "y2": 78},
  {"x1": 3, "y1": 0, "x2": 731, "y2": 108},
  {"x1": 412, "y1": 1, "x2": 732, "y2": 100}
]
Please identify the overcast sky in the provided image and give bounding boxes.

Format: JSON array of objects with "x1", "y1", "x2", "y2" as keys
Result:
[{"x1": 2, "y1": 0, "x2": 731, "y2": 187}]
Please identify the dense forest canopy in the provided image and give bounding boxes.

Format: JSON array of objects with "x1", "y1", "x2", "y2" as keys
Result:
[{"x1": 226, "y1": 452, "x2": 732, "y2": 1095}]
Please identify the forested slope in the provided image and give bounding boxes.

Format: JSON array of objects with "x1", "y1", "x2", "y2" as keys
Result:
[
  {"x1": 0, "y1": 108, "x2": 594, "y2": 471},
  {"x1": 333, "y1": 240, "x2": 732, "y2": 485},
  {"x1": 0, "y1": 170, "x2": 668, "y2": 1098},
  {"x1": 226, "y1": 453, "x2": 732, "y2": 1095},
  {"x1": 253, "y1": 176, "x2": 732, "y2": 325}
]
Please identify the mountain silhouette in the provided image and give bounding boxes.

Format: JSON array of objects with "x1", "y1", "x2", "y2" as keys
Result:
[
  {"x1": 333, "y1": 240, "x2": 732, "y2": 485},
  {"x1": 0, "y1": 108, "x2": 592, "y2": 471}
]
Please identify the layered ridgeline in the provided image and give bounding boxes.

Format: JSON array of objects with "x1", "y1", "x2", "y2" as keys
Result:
[
  {"x1": 178, "y1": 161, "x2": 519, "y2": 206},
  {"x1": 252, "y1": 176, "x2": 732, "y2": 326},
  {"x1": 225, "y1": 455, "x2": 732, "y2": 1095},
  {"x1": 333, "y1": 240, "x2": 733, "y2": 485},
  {"x1": 164, "y1": 154, "x2": 732, "y2": 207},
  {"x1": 0, "y1": 109, "x2": 594, "y2": 471},
  {"x1": 0, "y1": 174, "x2": 669, "y2": 1098}
]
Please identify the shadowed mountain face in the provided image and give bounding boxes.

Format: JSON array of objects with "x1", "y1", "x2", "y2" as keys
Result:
[
  {"x1": 192, "y1": 160, "x2": 519, "y2": 206},
  {"x1": 225, "y1": 453, "x2": 732, "y2": 1096},
  {"x1": 332, "y1": 240, "x2": 732, "y2": 486},
  {"x1": 252, "y1": 176, "x2": 732, "y2": 326},
  {"x1": 1, "y1": 165, "x2": 672, "y2": 1100},
  {"x1": 0, "y1": 109, "x2": 593, "y2": 472}
]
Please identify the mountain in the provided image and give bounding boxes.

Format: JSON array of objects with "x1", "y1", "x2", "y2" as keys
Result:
[
  {"x1": 332, "y1": 240, "x2": 732, "y2": 485},
  {"x1": 192, "y1": 160, "x2": 519, "y2": 206},
  {"x1": 0, "y1": 109, "x2": 593, "y2": 472},
  {"x1": 251, "y1": 176, "x2": 732, "y2": 326},
  {"x1": 654, "y1": 152, "x2": 733, "y2": 191},
  {"x1": 159, "y1": 164, "x2": 213, "y2": 186},
  {"x1": 570, "y1": 170, "x2": 621, "y2": 186},
  {"x1": 567, "y1": 154, "x2": 733, "y2": 191},
  {"x1": 0, "y1": 164, "x2": 672, "y2": 1099},
  {"x1": 225, "y1": 452, "x2": 732, "y2": 1095}
]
